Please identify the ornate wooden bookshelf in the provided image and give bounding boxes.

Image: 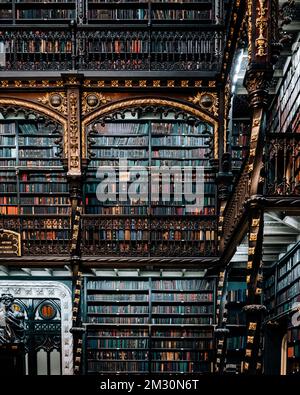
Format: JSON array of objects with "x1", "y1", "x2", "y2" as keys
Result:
[{"x1": 83, "y1": 275, "x2": 216, "y2": 374}]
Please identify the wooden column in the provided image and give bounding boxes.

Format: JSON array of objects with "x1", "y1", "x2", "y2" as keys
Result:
[
  {"x1": 63, "y1": 73, "x2": 85, "y2": 375},
  {"x1": 241, "y1": 0, "x2": 279, "y2": 374}
]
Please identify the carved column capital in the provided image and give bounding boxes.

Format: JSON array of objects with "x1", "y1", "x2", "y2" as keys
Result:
[{"x1": 244, "y1": 66, "x2": 273, "y2": 108}]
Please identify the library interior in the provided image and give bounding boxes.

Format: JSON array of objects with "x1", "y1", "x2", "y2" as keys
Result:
[{"x1": 0, "y1": 0, "x2": 299, "y2": 376}]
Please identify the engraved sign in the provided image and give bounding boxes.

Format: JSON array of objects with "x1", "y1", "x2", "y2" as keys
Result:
[{"x1": 0, "y1": 230, "x2": 21, "y2": 257}]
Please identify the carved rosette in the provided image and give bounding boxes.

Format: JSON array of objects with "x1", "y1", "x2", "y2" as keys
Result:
[
  {"x1": 37, "y1": 92, "x2": 68, "y2": 116},
  {"x1": 81, "y1": 92, "x2": 111, "y2": 116},
  {"x1": 188, "y1": 92, "x2": 219, "y2": 117}
]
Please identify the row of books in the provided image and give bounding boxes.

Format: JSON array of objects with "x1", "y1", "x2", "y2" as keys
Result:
[
  {"x1": 88, "y1": 305, "x2": 149, "y2": 314},
  {"x1": 152, "y1": 351, "x2": 210, "y2": 361},
  {"x1": 88, "y1": 329, "x2": 149, "y2": 337},
  {"x1": 0, "y1": 185, "x2": 17, "y2": 192},
  {"x1": 14, "y1": 0, "x2": 75, "y2": 3},
  {"x1": 84, "y1": 204, "x2": 148, "y2": 215},
  {"x1": 152, "y1": 305, "x2": 212, "y2": 314},
  {"x1": 227, "y1": 289, "x2": 247, "y2": 303},
  {"x1": 18, "y1": 159, "x2": 62, "y2": 167},
  {"x1": 87, "y1": 361, "x2": 148, "y2": 372},
  {"x1": 87, "y1": 230, "x2": 148, "y2": 240},
  {"x1": 151, "y1": 136, "x2": 210, "y2": 146},
  {"x1": 151, "y1": 338, "x2": 213, "y2": 350},
  {"x1": 277, "y1": 280, "x2": 300, "y2": 305},
  {"x1": 153, "y1": 10, "x2": 211, "y2": 20},
  {"x1": 87, "y1": 339, "x2": 149, "y2": 349},
  {"x1": 19, "y1": 148, "x2": 58, "y2": 158},
  {"x1": 18, "y1": 136, "x2": 60, "y2": 146},
  {"x1": 277, "y1": 265, "x2": 300, "y2": 292},
  {"x1": 269, "y1": 45, "x2": 300, "y2": 134},
  {"x1": 0, "y1": 206, "x2": 18, "y2": 215},
  {"x1": 85, "y1": 218, "x2": 148, "y2": 228},
  {"x1": 152, "y1": 279, "x2": 213, "y2": 291},
  {"x1": 82, "y1": 40, "x2": 216, "y2": 55},
  {"x1": 87, "y1": 329, "x2": 213, "y2": 338},
  {"x1": 10, "y1": 40, "x2": 72, "y2": 54},
  {"x1": 91, "y1": 136, "x2": 211, "y2": 147},
  {"x1": 88, "y1": 317, "x2": 148, "y2": 324},
  {"x1": 152, "y1": 159, "x2": 210, "y2": 166},
  {"x1": 87, "y1": 279, "x2": 212, "y2": 291},
  {"x1": 20, "y1": 206, "x2": 70, "y2": 214},
  {"x1": 0, "y1": 148, "x2": 16, "y2": 157},
  {"x1": 88, "y1": 317, "x2": 213, "y2": 324},
  {"x1": 152, "y1": 148, "x2": 209, "y2": 159},
  {"x1": 92, "y1": 148, "x2": 147, "y2": 159},
  {"x1": 85, "y1": 242, "x2": 149, "y2": 254},
  {"x1": 278, "y1": 46, "x2": 300, "y2": 134},
  {"x1": 152, "y1": 361, "x2": 210, "y2": 373},
  {"x1": 87, "y1": 293, "x2": 213, "y2": 303},
  {"x1": 87, "y1": 9, "x2": 211, "y2": 20},
  {"x1": 278, "y1": 248, "x2": 300, "y2": 278},
  {"x1": 149, "y1": 207, "x2": 216, "y2": 215},
  {"x1": 87, "y1": 350, "x2": 148, "y2": 360},
  {"x1": 0, "y1": 196, "x2": 18, "y2": 204},
  {"x1": 0, "y1": 123, "x2": 15, "y2": 134},
  {"x1": 16, "y1": 9, "x2": 75, "y2": 19},
  {"x1": 231, "y1": 150, "x2": 248, "y2": 160},
  {"x1": 278, "y1": 298, "x2": 300, "y2": 315},
  {"x1": 0, "y1": 136, "x2": 16, "y2": 145},
  {"x1": 88, "y1": 9, "x2": 147, "y2": 20},
  {"x1": 88, "y1": 280, "x2": 149, "y2": 290},
  {"x1": 151, "y1": 123, "x2": 211, "y2": 136},
  {"x1": 92, "y1": 136, "x2": 149, "y2": 146},
  {"x1": 89, "y1": 159, "x2": 210, "y2": 167},
  {"x1": 19, "y1": 184, "x2": 68, "y2": 193},
  {"x1": 151, "y1": 230, "x2": 215, "y2": 241},
  {"x1": 84, "y1": 217, "x2": 211, "y2": 229},
  {"x1": 88, "y1": 294, "x2": 149, "y2": 302},
  {"x1": 20, "y1": 174, "x2": 66, "y2": 182},
  {"x1": 152, "y1": 293, "x2": 213, "y2": 302},
  {"x1": 88, "y1": 0, "x2": 209, "y2": 3},
  {"x1": 21, "y1": 231, "x2": 69, "y2": 241},
  {"x1": 87, "y1": 231, "x2": 215, "y2": 242},
  {"x1": 93, "y1": 123, "x2": 149, "y2": 136},
  {"x1": 227, "y1": 336, "x2": 246, "y2": 350},
  {"x1": 230, "y1": 134, "x2": 249, "y2": 147}
]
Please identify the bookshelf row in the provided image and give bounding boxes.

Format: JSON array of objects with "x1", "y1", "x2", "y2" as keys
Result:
[
  {"x1": 229, "y1": 120, "x2": 250, "y2": 169},
  {"x1": 224, "y1": 280, "x2": 247, "y2": 374},
  {"x1": 1, "y1": 29, "x2": 223, "y2": 71},
  {"x1": 264, "y1": 242, "x2": 300, "y2": 319},
  {"x1": 0, "y1": 119, "x2": 69, "y2": 216},
  {"x1": 268, "y1": 44, "x2": 300, "y2": 134},
  {"x1": 85, "y1": 118, "x2": 215, "y2": 217},
  {"x1": 83, "y1": 276, "x2": 215, "y2": 374},
  {"x1": 0, "y1": 0, "x2": 216, "y2": 24}
]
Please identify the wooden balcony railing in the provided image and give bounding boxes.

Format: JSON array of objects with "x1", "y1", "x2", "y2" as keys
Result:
[
  {"x1": 221, "y1": 159, "x2": 251, "y2": 250},
  {"x1": 0, "y1": 215, "x2": 71, "y2": 256},
  {"x1": 81, "y1": 215, "x2": 218, "y2": 257},
  {"x1": 221, "y1": 133, "x2": 300, "y2": 252},
  {"x1": 265, "y1": 133, "x2": 300, "y2": 196},
  {"x1": 0, "y1": 27, "x2": 224, "y2": 72}
]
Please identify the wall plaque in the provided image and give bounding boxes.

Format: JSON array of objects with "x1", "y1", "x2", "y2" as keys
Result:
[{"x1": 0, "y1": 230, "x2": 21, "y2": 257}]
